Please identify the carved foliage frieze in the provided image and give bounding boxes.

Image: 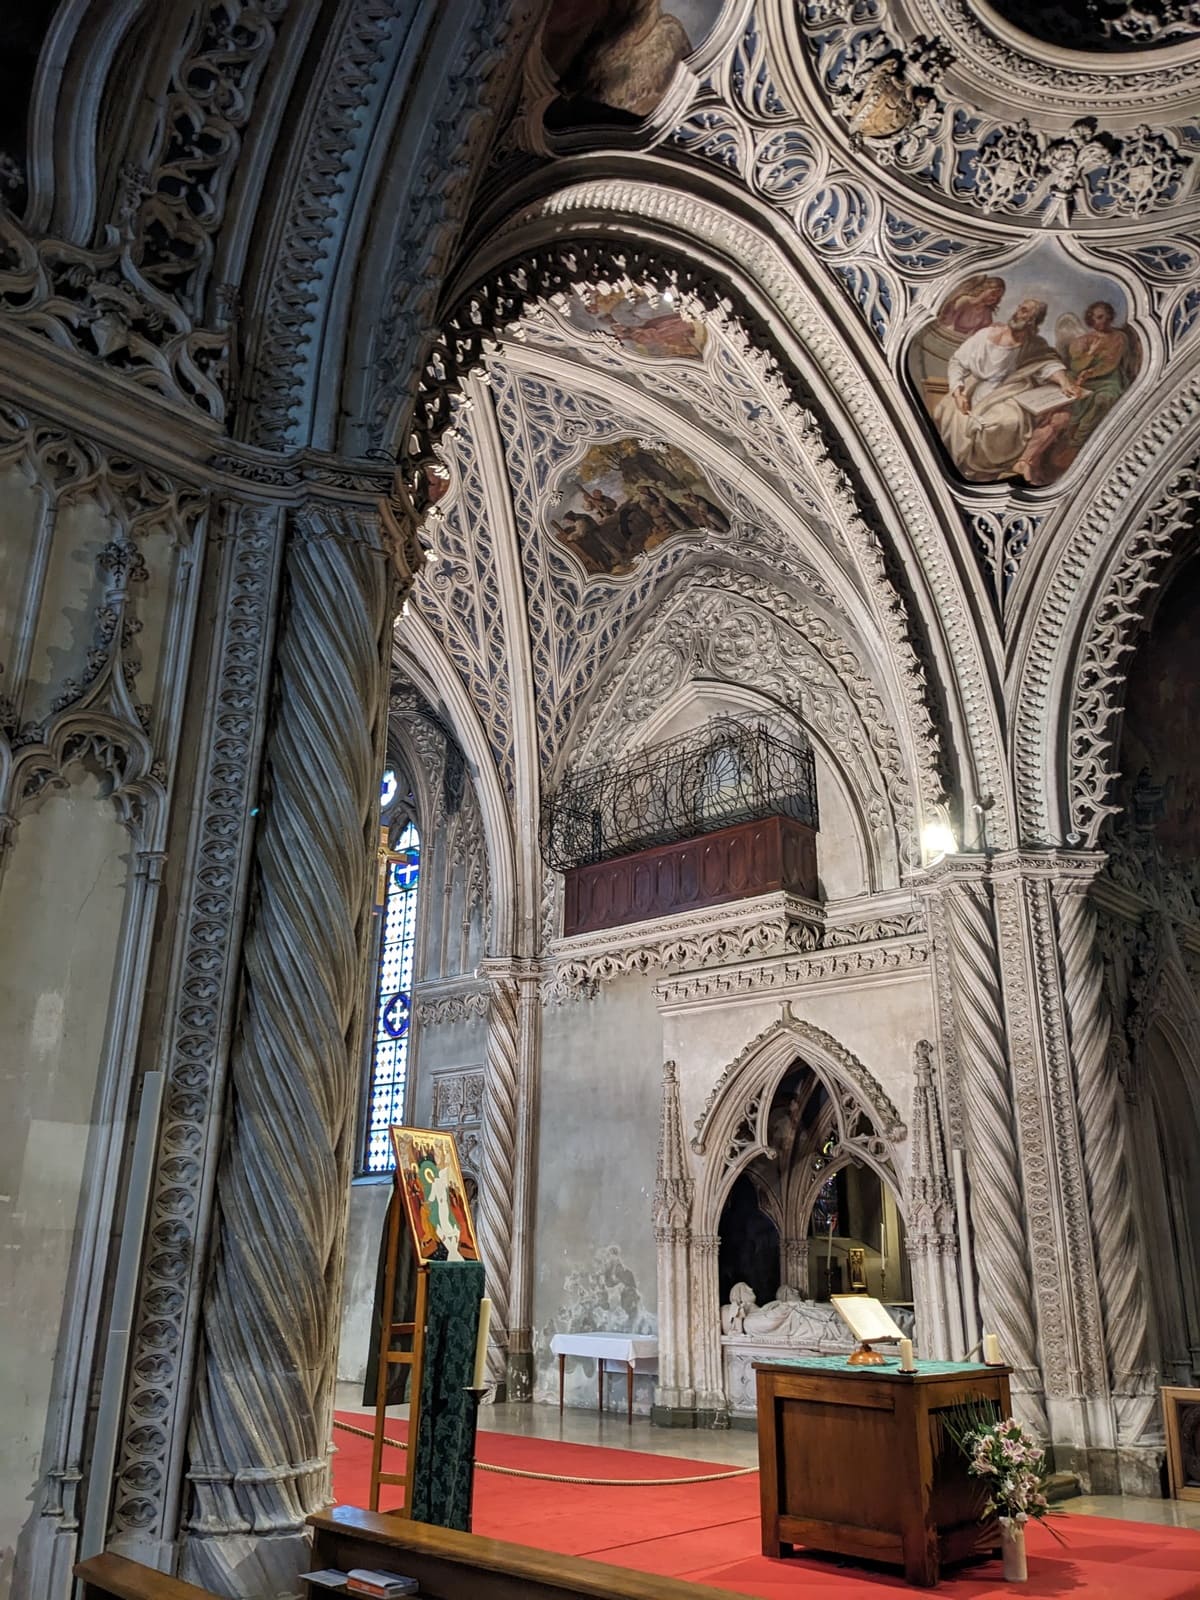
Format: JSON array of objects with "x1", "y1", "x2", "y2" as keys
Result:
[{"x1": 543, "y1": 892, "x2": 825, "y2": 1003}]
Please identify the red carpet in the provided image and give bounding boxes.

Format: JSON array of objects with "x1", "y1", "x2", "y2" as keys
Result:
[{"x1": 332, "y1": 1412, "x2": 1200, "y2": 1597}]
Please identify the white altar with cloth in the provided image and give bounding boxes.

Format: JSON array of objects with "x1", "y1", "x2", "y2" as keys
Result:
[{"x1": 549, "y1": 1331, "x2": 659, "y2": 1423}]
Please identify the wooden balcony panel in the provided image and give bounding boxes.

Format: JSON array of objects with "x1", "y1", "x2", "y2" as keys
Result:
[{"x1": 562, "y1": 815, "x2": 819, "y2": 937}]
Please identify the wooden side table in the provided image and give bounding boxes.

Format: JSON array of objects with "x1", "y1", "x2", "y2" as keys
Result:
[
  {"x1": 755, "y1": 1355, "x2": 1011, "y2": 1588},
  {"x1": 549, "y1": 1333, "x2": 659, "y2": 1425}
]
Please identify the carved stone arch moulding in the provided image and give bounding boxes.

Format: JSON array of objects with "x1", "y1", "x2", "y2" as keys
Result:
[
  {"x1": 412, "y1": 228, "x2": 973, "y2": 843},
  {"x1": 418, "y1": 190, "x2": 1000, "y2": 841},
  {"x1": 1014, "y1": 430, "x2": 1200, "y2": 847},
  {"x1": 691, "y1": 1011, "x2": 908, "y2": 1234},
  {"x1": 394, "y1": 618, "x2": 518, "y2": 959},
  {"x1": 387, "y1": 684, "x2": 448, "y2": 837}
]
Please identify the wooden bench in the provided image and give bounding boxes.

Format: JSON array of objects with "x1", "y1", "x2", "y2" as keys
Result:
[
  {"x1": 77, "y1": 1505, "x2": 738, "y2": 1600},
  {"x1": 76, "y1": 1554, "x2": 225, "y2": 1600},
  {"x1": 308, "y1": 1503, "x2": 739, "y2": 1600}
]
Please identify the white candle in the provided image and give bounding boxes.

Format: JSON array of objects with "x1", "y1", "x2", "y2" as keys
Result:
[
  {"x1": 898, "y1": 1338, "x2": 915, "y2": 1372},
  {"x1": 880, "y1": 1201, "x2": 888, "y2": 1291},
  {"x1": 983, "y1": 1332, "x2": 1002, "y2": 1365},
  {"x1": 472, "y1": 1297, "x2": 492, "y2": 1389}
]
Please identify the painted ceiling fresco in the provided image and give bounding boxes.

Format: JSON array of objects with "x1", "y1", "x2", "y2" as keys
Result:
[
  {"x1": 548, "y1": 436, "x2": 730, "y2": 576},
  {"x1": 563, "y1": 284, "x2": 707, "y2": 360},
  {"x1": 908, "y1": 244, "x2": 1142, "y2": 488},
  {"x1": 542, "y1": 0, "x2": 725, "y2": 123}
]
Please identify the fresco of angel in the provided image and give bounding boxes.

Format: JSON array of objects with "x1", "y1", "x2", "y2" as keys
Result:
[{"x1": 1010, "y1": 301, "x2": 1140, "y2": 485}]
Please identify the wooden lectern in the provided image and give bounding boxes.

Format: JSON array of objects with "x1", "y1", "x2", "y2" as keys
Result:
[{"x1": 754, "y1": 1356, "x2": 1011, "y2": 1588}]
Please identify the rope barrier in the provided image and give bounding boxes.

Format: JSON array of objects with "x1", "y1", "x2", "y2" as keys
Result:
[{"x1": 332, "y1": 1416, "x2": 757, "y2": 1487}]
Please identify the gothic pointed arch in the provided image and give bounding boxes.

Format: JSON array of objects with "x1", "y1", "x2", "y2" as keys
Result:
[{"x1": 691, "y1": 1011, "x2": 908, "y2": 1235}]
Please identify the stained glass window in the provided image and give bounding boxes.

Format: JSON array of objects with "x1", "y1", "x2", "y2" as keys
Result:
[{"x1": 363, "y1": 812, "x2": 420, "y2": 1173}]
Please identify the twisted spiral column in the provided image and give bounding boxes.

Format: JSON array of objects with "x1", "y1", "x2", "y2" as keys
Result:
[
  {"x1": 1058, "y1": 889, "x2": 1157, "y2": 1444},
  {"x1": 942, "y1": 876, "x2": 1047, "y2": 1433},
  {"x1": 477, "y1": 973, "x2": 519, "y2": 1390},
  {"x1": 180, "y1": 507, "x2": 392, "y2": 1597}
]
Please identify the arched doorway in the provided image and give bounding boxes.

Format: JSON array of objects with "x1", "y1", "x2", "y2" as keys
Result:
[
  {"x1": 711, "y1": 1059, "x2": 911, "y2": 1416},
  {"x1": 661, "y1": 1016, "x2": 912, "y2": 1421},
  {"x1": 717, "y1": 1063, "x2": 912, "y2": 1308}
]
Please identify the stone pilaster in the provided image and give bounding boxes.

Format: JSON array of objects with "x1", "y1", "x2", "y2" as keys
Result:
[
  {"x1": 690, "y1": 1234, "x2": 726, "y2": 1423},
  {"x1": 927, "y1": 851, "x2": 1151, "y2": 1490},
  {"x1": 991, "y1": 855, "x2": 1115, "y2": 1485},
  {"x1": 782, "y1": 1237, "x2": 810, "y2": 1296},
  {"x1": 906, "y1": 1040, "x2": 963, "y2": 1360},
  {"x1": 112, "y1": 501, "x2": 287, "y2": 1567},
  {"x1": 178, "y1": 499, "x2": 399, "y2": 1597},
  {"x1": 653, "y1": 1060, "x2": 696, "y2": 1422}
]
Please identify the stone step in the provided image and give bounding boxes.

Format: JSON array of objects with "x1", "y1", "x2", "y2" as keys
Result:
[{"x1": 1044, "y1": 1471, "x2": 1082, "y2": 1503}]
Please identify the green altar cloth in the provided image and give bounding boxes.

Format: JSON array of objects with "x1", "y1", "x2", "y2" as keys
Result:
[
  {"x1": 756, "y1": 1354, "x2": 994, "y2": 1377},
  {"x1": 409, "y1": 1258, "x2": 486, "y2": 1532}
]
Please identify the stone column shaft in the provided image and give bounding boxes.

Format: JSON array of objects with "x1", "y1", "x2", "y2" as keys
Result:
[
  {"x1": 690, "y1": 1234, "x2": 725, "y2": 1420},
  {"x1": 508, "y1": 968, "x2": 543, "y2": 1399},
  {"x1": 178, "y1": 500, "x2": 398, "y2": 1597},
  {"x1": 782, "y1": 1238, "x2": 810, "y2": 1296},
  {"x1": 477, "y1": 973, "x2": 518, "y2": 1394},
  {"x1": 477, "y1": 958, "x2": 541, "y2": 1401},
  {"x1": 932, "y1": 861, "x2": 1047, "y2": 1433},
  {"x1": 1058, "y1": 884, "x2": 1159, "y2": 1469},
  {"x1": 654, "y1": 1061, "x2": 695, "y2": 1416},
  {"x1": 113, "y1": 500, "x2": 286, "y2": 1565}
]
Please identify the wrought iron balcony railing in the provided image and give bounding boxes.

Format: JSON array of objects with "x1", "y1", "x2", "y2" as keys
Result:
[{"x1": 541, "y1": 715, "x2": 819, "y2": 873}]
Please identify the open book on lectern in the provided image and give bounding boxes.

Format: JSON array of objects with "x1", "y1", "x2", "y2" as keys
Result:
[{"x1": 830, "y1": 1295, "x2": 906, "y2": 1343}]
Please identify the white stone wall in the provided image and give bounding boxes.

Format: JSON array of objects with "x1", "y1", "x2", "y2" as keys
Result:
[
  {"x1": 0, "y1": 777, "x2": 127, "y2": 1586},
  {"x1": 532, "y1": 975, "x2": 663, "y2": 1415}
]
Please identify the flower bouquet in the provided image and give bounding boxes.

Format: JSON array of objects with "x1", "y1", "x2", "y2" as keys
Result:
[{"x1": 943, "y1": 1408, "x2": 1055, "y2": 1581}]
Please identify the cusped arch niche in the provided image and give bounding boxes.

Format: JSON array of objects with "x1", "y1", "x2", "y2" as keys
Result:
[
  {"x1": 679, "y1": 1012, "x2": 909, "y2": 1416},
  {"x1": 692, "y1": 1013, "x2": 907, "y2": 1220}
]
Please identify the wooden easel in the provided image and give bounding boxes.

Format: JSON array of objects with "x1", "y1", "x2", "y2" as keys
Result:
[{"x1": 368, "y1": 1190, "x2": 428, "y2": 1515}]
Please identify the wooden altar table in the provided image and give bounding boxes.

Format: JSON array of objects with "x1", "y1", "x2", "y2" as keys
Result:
[{"x1": 754, "y1": 1354, "x2": 1012, "y2": 1588}]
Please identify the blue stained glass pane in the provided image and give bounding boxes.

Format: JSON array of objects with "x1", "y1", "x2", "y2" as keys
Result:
[
  {"x1": 380, "y1": 768, "x2": 398, "y2": 808},
  {"x1": 364, "y1": 817, "x2": 420, "y2": 1173}
]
